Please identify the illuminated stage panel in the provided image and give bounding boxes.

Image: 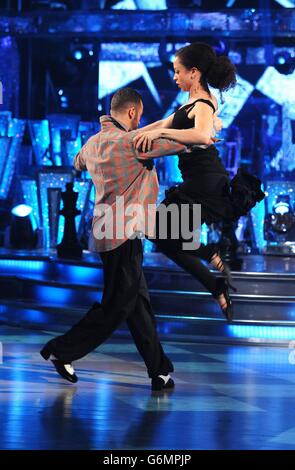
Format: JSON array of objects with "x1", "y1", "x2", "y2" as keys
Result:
[
  {"x1": 0, "y1": 137, "x2": 12, "y2": 190},
  {"x1": 28, "y1": 120, "x2": 51, "y2": 166},
  {"x1": 215, "y1": 75, "x2": 254, "y2": 129},
  {"x1": 47, "y1": 114, "x2": 81, "y2": 167},
  {"x1": 250, "y1": 192, "x2": 266, "y2": 251},
  {"x1": 99, "y1": 60, "x2": 161, "y2": 105},
  {"x1": 74, "y1": 180, "x2": 92, "y2": 239},
  {"x1": 256, "y1": 67, "x2": 295, "y2": 105},
  {"x1": 0, "y1": 111, "x2": 12, "y2": 136},
  {"x1": 0, "y1": 119, "x2": 25, "y2": 200},
  {"x1": 228, "y1": 324, "x2": 295, "y2": 341},
  {"x1": 78, "y1": 121, "x2": 100, "y2": 146},
  {"x1": 0, "y1": 259, "x2": 46, "y2": 272},
  {"x1": 275, "y1": 0, "x2": 295, "y2": 7},
  {"x1": 65, "y1": 137, "x2": 82, "y2": 167},
  {"x1": 38, "y1": 170, "x2": 73, "y2": 249},
  {"x1": 20, "y1": 179, "x2": 41, "y2": 228},
  {"x1": 112, "y1": 0, "x2": 167, "y2": 9}
]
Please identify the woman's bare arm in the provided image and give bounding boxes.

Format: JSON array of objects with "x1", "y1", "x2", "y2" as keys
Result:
[
  {"x1": 134, "y1": 102, "x2": 214, "y2": 150},
  {"x1": 138, "y1": 113, "x2": 175, "y2": 132}
]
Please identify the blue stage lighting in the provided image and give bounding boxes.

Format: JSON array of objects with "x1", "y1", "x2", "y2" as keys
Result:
[
  {"x1": 10, "y1": 204, "x2": 37, "y2": 249},
  {"x1": 251, "y1": 183, "x2": 266, "y2": 251},
  {"x1": 11, "y1": 204, "x2": 32, "y2": 218},
  {"x1": 0, "y1": 118, "x2": 26, "y2": 200},
  {"x1": 228, "y1": 324, "x2": 295, "y2": 341},
  {"x1": 74, "y1": 50, "x2": 83, "y2": 61},
  {"x1": 274, "y1": 51, "x2": 295, "y2": 75},
  {"x1": 275, "y1": 0, "x2": 295, "y2": 7},
  {"x1": 99, "y1": 60, "x2": 161, "y2": 105},
  {"x1": 112, "y1": 0, "x2": 167, "y2": 9},
  {"x1": 274, "y1": 201, "x2": 290, "y2": 216},
  {"x1": 256, "y1": 67, "x2": 295, "y2": 105},
  {"x1": 274, "y1": 195, "x2": 292, "y2": 214}
]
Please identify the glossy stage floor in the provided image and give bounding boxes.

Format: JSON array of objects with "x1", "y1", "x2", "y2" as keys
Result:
[
  {"x1": 1, "y1": 325, "x2": 295, "y2": 450},
  {"x1": 1, "y1": 250, "x2": 295, "y2": 450}
]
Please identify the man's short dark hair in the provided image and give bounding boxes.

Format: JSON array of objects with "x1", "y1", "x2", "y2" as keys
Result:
[{"x1": 111, "y1": 87, "x2": 142, "y2": 112}]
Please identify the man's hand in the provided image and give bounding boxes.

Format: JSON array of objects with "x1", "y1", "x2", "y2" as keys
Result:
[{"x1": 133, "y1": 129, "x2": 162, "y2": 152}]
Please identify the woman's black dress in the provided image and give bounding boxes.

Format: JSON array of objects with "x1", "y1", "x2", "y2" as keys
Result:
[
  {"x1": 151, "y1": 98, "x2": 264, "y2": 296},
  {"x1": 167, "y1": 98, "x2": 233, "y2": 225}
]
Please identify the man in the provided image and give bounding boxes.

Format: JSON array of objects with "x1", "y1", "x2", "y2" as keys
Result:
[{"x1": 40, "y1": 87, "x2": 190, "y2": 391}]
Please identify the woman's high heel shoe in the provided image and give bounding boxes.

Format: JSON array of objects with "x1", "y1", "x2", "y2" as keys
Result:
[
  {"x1": 213, "y1": 278, "x2": 237, "y2": 322},
  {"x1": 210, "y1": 250, "x2": 232, "y2": 283}
]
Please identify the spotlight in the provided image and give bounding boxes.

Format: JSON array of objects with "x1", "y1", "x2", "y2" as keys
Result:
[
  {"x1": 274, "y1": 50, "x2": 295, "y2": 75},
  {"x1": 10, "y1": 204, "x2": 38, "y2": 249},
  {"x1": 73, "y1": 49, "x2": 83, "y2": 61},
  {"x1": 273, "y1": 198, "x2": 290, "y2": 216},
  {"x1": 11, "y1": 204, "x2": 32, "y2": 217},
  {"x1": 71, "y1": 44, "x2": 96, "y2": 63},
  {"x1": 60, "y1": 95, "x2": 69, "y2": 109},
  {"x1": 271, "y1": 195, "x2": 294, "y2": 234}
]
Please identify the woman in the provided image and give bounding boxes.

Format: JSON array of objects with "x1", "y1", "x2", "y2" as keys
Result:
[{"x1": 133, "y1": 42, "x2": 238, "y2": 320}]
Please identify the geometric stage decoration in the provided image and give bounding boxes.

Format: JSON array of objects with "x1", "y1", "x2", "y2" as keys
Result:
[
  {"x1": 20, "y1": 178, "x2": 41, "y2": 228},
  {"x1": 48, "y1": 187, "x2": 62, "y2": 249},
  {"x1": 47, "y1": 114, "x2": 81, "y2": 167},
  {"x1": 28, "y1": 120, "x2": 52, "y2": 166},
  {"x1": 0, "y1": 117, "x2": 26, "y2": 200},
  {"x1": 74, "y1": 179, "x2": 92, "y2": 240},
  {"x1": 38, "y1": 168, "x2": 74, "y2": 249}
]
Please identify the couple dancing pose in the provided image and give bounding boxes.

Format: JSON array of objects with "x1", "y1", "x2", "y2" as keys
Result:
[{"x1": 40, "y1": 42, "x2": 263, "y2": 391}]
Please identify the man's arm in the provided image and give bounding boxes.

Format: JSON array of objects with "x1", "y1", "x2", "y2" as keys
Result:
[
  {"x1": 130, "y1": 134, "x2": 187, "y2": 160},
  {"x1": 73, "y1": 149, "x2": 87, "y2": 171}
]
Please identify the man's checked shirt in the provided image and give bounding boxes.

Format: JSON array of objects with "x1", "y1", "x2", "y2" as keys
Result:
[{"x1": 74, "y1": 115, "x2": 186, "y2": 252}]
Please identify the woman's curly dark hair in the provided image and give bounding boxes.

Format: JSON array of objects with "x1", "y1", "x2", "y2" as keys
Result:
[{"x1": 176, "y1": 42, "x2": 237, "y2": 92}]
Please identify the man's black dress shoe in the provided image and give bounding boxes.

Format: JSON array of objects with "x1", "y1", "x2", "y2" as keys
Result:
[
  {"x1": 40, "y1": 345, "x2": 78, "y2": 384},
  {"x1": 151, "y1": 376, "x2": 175, "y2": 392}
]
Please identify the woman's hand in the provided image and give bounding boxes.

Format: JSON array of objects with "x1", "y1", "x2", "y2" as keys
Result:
[{"x1": 133, "y1": 130, "x2": 162, "y2": 152}]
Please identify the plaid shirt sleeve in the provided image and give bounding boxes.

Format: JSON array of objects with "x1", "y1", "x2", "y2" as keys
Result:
[
  {"x1": 129, "y1": 133, "x2": 188, "y2": 160},
  {"x1": 73, "y1": 148, "x2": 87, "y2": 171}
]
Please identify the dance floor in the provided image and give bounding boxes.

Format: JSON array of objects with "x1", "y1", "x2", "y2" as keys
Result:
[{"x1": 1, "y1": 326, "x2": 295, "y2": 450}]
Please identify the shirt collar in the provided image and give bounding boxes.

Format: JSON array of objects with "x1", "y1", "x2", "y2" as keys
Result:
[{"x1": 99, "y1": 115, "x2": 130, "y2": 132}]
